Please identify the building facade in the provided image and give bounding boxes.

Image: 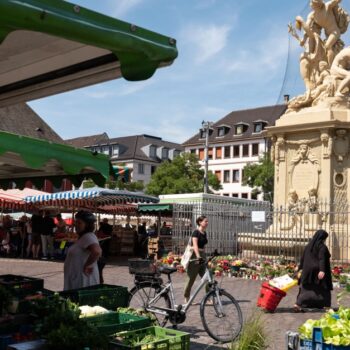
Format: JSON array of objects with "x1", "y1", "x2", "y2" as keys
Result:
[
  {"x1": 66, "y1": 134, "x2": 183, "y2": 186},
  {"x1": 183, "y1": 105, "x2": 287, "y2": 199}
]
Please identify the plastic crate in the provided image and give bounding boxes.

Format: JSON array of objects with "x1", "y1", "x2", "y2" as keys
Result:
[
  {"x1": 84, "y1": 312, "x2": 151, "y2": 335},
  {"x1": 60, "y1": 284, "x2": 129, "y2": 310},
  {"x1": 128, "y1": 259, "x2": 158, "y2": 275},
  {"x1": 16, "y1": 289, "x2": 55, "y2": 314},
  {"x1": 109, "y1": 326, "x2": 190, "y2": 350},
  {"x1": 300, "y1": 327, "x2": 350, "y2": 350},
  {"x1": 257, "y1": 282, "x2": 286, "y2": 313},
  {"x1": 0, "y1": 275, "x2": 43, "y2": 296}
]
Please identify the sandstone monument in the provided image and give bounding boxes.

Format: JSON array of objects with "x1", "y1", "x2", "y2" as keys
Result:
[{"x1": 265, "y1": 0, "x2": 350, "y2": 259}]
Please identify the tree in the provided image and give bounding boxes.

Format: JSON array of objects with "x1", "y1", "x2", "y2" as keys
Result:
[
  {"x1": 242, "y1": 153, "x2": 274, "y2": 202},
  {"x1": 145, "y1": 153, "x2": 222, "y2": 196}
]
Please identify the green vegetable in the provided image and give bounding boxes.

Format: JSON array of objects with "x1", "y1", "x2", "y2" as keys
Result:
[
  {"x1": 117, "y1": 307, "x2": 158, "y2": 325},
  {"x1": 299, "y1": 307, "x2": 350, "y2": 346}
]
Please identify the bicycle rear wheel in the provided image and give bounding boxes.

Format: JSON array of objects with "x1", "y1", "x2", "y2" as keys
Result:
[
  {"x1": 200, "y1": 289, "x2": 243, "y2": 343},
  {"x1": 129, "y1": 282, "x2": 171, "y2": 327}
]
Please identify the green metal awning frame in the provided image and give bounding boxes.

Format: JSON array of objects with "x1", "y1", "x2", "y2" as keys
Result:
[
  {"x1": 0, "y1": 0, "x2": 178, "y2": 82},
  {"x1": 0, "y1": 131, "x2": 111, "y2": 189},
  {"x1": 138, "y1": 203, "x2": 173, "y2": 213}
]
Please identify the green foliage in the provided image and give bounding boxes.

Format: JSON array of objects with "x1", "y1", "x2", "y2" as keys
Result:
[
  {"x1": 146, "y1": 153, "x2": 222, "y2": 196},
  {"x1": 242, "y1": 153, "x2": 274, "y2": 202},
  {"x1": 231, "y1": 312, "x2": 267, "y2": 350}
]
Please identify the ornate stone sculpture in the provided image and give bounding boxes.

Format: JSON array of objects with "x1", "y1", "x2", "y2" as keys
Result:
[
  {"x1": 320, "y1": 131, "x2": 332, "y2": 158},
  {"x1": 333, "y1": 129, "x2": 349, "y2": 162},
  {"x1": 287, "y1": 0, "x2": 350, "y2": 112}
]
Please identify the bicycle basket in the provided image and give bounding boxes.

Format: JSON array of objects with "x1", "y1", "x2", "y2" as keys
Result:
[{"x1": 128, "y1": 259, "x2": 158, "y2": 275}]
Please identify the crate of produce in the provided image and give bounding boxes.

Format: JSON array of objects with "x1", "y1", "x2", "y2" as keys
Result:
[
  {"x1": 109, "y1": 326, "x2": 190, "y2": 350},
  {"x1": 300, "y1": 327, "x2": 350, "y2": 350},
  {"x1": 84, "y1": 312, "x2": 151, "y2": 336},
  {"x1": 15, "y1": 289, "x2": 55, "y2": 314},
  {"x1": 0, "y1": 275, "x2": 43, "y2": 296},
  {"x1": 128, "y1": 259, "x2": 158, "y2": 276},
  {"x1": 60, "y1": 284, "x2": 129, "y2": 310}
]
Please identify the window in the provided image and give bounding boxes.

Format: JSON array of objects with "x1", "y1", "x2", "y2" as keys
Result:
[
  {"x1": 190, "y1": 149, "x2": 196, "y2": 154},
  {"x1": 151, "y1": 165, "x2": 157, "y2": 174},
  {"x1": 162, "y1": 148, "x2": 169, "y2": 159},
  {"x1": 232, "y1": 170, "x2": 240, "y2": 183},
  {"x1": 252, "y1": 143, "x2": 259, "y2": 156},
  {"x1": 241, "y1": 193, "x2": 249, "y2": 199},
  {"x1": 198, "y1": 149, "x2": 205, "y2": 160},
  {"x1": 216, "y1": 147, "x2": 222, "y2": 159},
  {"x1": 242, "y1": 144, "x2": 249, "y2": 157},
  {"x1": 112, "y1": 145, "x2": 119, "y2": 156},
  {"x1": 150, "y1": 146, "x2": 157, "y2": 158},
  {"x1": 217, "y1": 127, "x2": 226, "y2": 137},
  {"x1": 174, "y1": 150, "x2": 181, "y2": 158},
  {"x1": 215, "y1": 170, "x2": 221, "y2": 181},
  {"x1": 235, "y1": 125, "x2": 244, "y2": 135},
  {"x1": 223, "y1": 170, "x2": 230, "y2": 183},
  {"x1": 223, "y1": 193, "x2": 229, "y2": 197},
  {"x1": 138, "y1": 163, "x2": 144, "y2": 174},
  {"x1": 101, "y1": 146, "x2": 110, "y2": 155},
  {"x1": 200, "y1": 129, "x2": 207, "y2": 138},
  {"x1": 233, "y1": 145, "x2": 240, "y2": 158},
  {"x1": 232, "y1": 193, "x2": 239, "y2": 198},
  {"x1": 208, "y1": 148, "x2": 213, "y2": 160},
  {"x1": 224, "y1": 146, "x2": 231, "y2": 158},
  {"x1": 254, "y1": 123, "x2": 263, "y2": 133},
  {"x1": 251, "y1": 192, "x2": 258, "y2": 200}
]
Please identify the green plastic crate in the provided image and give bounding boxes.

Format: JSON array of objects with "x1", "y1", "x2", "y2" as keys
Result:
[
  {"x1": 109, "y1": 326, "x2": 190, "y2": 350},
  {"x1": 84, "y1": 312, "x2": 151, "y2": 336},
  {"x1": 60, "y1": 284, "x2": 129, "y2": 310},
  {"x1": 0, "y1": 275, "x2": 44, "y2": 297}
]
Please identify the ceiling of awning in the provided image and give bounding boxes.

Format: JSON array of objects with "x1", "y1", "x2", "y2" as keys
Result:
[
  {"x1": 0, "y1": 0, "x2": 178, "y2": 107},
  {"x1": 0, "y1": 130, "x2": 111, "y2": 189}
]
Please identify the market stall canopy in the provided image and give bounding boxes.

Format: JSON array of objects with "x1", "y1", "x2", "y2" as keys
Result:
[
  {"x1": 138, "y1": 204, "x2": 173, "y2": 213},
  {"x1": 0, "y1": 0, "x2": 178, "y2": 107},
  {"x1": 24, "y1": 187, "x2": 159, "y2": 208},
  {"x1": 0, "y1": 131, "x2": 111, "y2": 189},
  {"x1": 0, "y1": 188, "x2": 48, "y2": 209}
]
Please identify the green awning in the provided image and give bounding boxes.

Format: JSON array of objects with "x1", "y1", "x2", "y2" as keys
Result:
[
  {"x1": 0, "y1": 0, "x2": 178, "y2": 106},
  {"x1": 0, "y1": 131, "x2": 111, "y2": 189},
  {"x1": 138, "y1": 204, "x2": 173, "y2": 213}
]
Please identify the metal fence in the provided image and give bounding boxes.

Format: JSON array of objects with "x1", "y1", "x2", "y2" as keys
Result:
[{"x1": 171, "y1": 200, "x2": 350, "y2": 263}]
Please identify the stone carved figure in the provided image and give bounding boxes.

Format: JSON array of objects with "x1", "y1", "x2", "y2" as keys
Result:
[
  {"x1": 307, "y1": 187, "x2": 319, "y2": 212},
  {"x1": 320, "y1": 131, "x2": 332, "y2": 158},
  {"x1": 287, "y1": 0, "x2": 350, "y2": 112},
  {"x1": 330, "y1": 47, "x2": 350, "y2": 97},
  {"x1": 333, "y1": 128, "x2": 349, "y2": 162},
  {"x1": 287, "y1": 189, "x2": 299, "y2": 212}
]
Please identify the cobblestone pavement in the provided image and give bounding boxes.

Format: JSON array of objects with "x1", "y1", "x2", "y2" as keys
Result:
[{"x1": 0, "y1": 258, "x2": 345, "y2": 349}]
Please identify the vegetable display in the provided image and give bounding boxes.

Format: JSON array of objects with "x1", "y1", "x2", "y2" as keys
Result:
[
  {"x1": 299, "y1": 307, "x2": 350, "y2": 346},
  {"x1": 117, "y1": 307, "x2": 158, "y2": 325}
]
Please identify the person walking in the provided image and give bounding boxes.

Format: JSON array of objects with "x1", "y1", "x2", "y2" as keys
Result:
[
  {"x1": 56, "y1": 214, "x2": 67, "y2": 234},
  {"x1": 294, "y1": 230, "x2": 333, "y2": 311},
  {"x1": 64, "y1": 210, "x2": 101, "y2": 290},
  {"x1": 41, "y1": 211, "x2": 56, "y2": 259},
  {"x1": 184, "y1": 215, "x2": 209, "y2": 304}
]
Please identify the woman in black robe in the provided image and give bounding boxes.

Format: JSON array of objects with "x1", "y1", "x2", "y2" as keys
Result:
[{"x1": 294, "y1": 230, "x2": 333, "y2": 311}]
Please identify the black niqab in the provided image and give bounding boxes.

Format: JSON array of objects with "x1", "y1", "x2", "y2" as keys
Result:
[{"x1": 309, "y1": 230, "x2": 329, "y2": 253}]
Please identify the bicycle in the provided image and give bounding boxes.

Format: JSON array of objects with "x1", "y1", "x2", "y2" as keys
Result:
[{"x1": 128, "y1": 258, "x2": 243, "y2": 343}]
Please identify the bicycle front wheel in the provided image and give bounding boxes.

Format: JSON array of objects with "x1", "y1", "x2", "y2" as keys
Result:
[
  {"x1": 200, "y1": 289, "x2": 243, "y2": 343},
  {"x1": 129, "y1": 282, "x2": 171, "y2": 327}
]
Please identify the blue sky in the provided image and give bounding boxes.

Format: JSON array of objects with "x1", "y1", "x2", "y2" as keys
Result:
[{"x1": 28, "y1": 0, "x2": 331, "y2": 143}]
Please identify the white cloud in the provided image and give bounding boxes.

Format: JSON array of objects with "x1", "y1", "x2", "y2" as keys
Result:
[
  {"x1": 182, "y1": 24, "x2": 232, "y2": 64},
  {"x1": 110, "y1": 0, "x2": 143, "y2": 17},
  {"x1": 84, "y1": 90, "x2": 116, "y2": 99},
  {"x1": 118, "y1": 80, "x2": 155, "y2": 96}
]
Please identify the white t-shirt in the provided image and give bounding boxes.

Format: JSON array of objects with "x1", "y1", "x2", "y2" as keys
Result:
[{"x1": 63, "y1": 232, "x2": 100, "y2": 291}]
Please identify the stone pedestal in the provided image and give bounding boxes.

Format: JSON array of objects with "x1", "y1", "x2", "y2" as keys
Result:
[{"x1": 266, "y1": 107, "x2": 350, "y2": 260}]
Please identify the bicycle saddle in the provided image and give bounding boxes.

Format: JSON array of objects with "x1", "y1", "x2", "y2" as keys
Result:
[{"x1": 159, "y1": 266, "x2": 178, "y2": 275}]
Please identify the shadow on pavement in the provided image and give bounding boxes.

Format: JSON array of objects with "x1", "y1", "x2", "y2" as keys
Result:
[{"x1": 190, "y1": 341, "x2": 226, "y2": 350}]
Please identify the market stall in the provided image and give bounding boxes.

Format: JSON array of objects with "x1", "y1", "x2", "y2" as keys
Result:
[
  {"x1": 137, "y1": 204, "x2": 173, "y2": 258},
  {"x1": 25, "y1": 188, "x2": 159, "y2": 258}
]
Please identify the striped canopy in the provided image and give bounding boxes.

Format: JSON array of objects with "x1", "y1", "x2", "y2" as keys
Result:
[{"x1": 24, "y1": 187, "x2": 158, "y2": 207}]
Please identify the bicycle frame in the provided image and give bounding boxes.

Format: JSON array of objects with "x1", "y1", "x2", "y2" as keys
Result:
[{"x1": 143, "y1": 264, "x2": 223, "y2": 317}]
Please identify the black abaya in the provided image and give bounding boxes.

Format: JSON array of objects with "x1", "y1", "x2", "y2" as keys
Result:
[{"x1": 296, "y1": 230, "x2": 332, "y2": 308}]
